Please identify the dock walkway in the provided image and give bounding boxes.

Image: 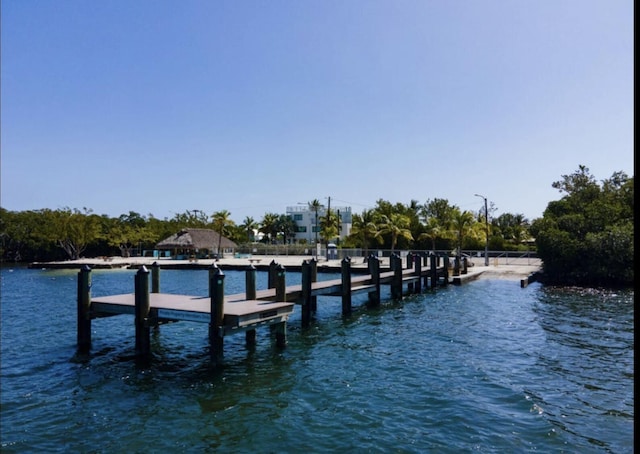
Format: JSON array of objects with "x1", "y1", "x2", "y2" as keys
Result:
[{"x1": 77, "y1": 254, "x2": 539, "y2": 363}]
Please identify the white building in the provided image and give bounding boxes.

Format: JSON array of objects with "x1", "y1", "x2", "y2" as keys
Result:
[{"x1": 286, "y1": 205, "x2": 352, "y2": 244}]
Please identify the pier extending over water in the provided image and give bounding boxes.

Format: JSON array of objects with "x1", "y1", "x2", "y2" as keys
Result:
[{"x1": 77, "y1": 253, "x2": 539, "y2": 363}]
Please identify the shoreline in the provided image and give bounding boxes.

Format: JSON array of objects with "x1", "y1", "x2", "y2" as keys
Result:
[{"x1": 24, "y1": 255, "x2": 542, "y2": 282}]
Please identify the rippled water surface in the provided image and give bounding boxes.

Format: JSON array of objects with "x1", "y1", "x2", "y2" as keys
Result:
[{"x1": 1, "y1": 266, "x2": 633, "y2": 452}]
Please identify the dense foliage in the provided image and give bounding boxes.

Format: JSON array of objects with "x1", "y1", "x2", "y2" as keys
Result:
[
  {"x1": 1, "y1": 199, "x2": 533, "y2": 263},
  {"x1": 530, "y1": 166, "x2": 634, "y2": 287}
]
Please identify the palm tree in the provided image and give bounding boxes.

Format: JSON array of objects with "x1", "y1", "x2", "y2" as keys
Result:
[
  {"x1": 418, "y1": 217, "x2": 444, "y2": 252},
  {"x1": 276, "y1": 214, "x2": 298, "y2": 244},
  {"x1": 319, "y1": 208, "x2": 340, "y2": 246},
  {"x1": 241, "y1": 216, "x2": 258, "y2": 242},
  {"x1": 451, "y1": 209, "x2": 475, "y2": 257},
  {"x1": 259, "y1": 212, "x2": 279, "y2": 244},
  {"x1": 348, "y1": 209, "x2": 380, "y2": 256},
  {"x1": 211, "y1": 210, "x2": 234, "y2": 257},
  {"x1": 375, "y1": 213, "x2": 413, "y2": 253},
  {"x1": 308, "y1": 199, "x2": 324, "y2": 250}
]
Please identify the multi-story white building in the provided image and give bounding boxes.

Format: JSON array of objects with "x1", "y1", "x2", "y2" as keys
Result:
[{"x1": 286, "y1": 205, "x2": 352, "y2": 244}]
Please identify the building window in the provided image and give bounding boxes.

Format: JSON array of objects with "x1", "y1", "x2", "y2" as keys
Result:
[
  {"x1": 293, "y1": 214, "x2": 303, "y2": 221},
  {"x1": 297, "y1": 226, "x2": 307, "y2": 233}
]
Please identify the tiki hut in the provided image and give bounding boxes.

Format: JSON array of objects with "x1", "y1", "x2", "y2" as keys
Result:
[{"x1": 155, "y1": 228, "x2": 237, "y2": 259}]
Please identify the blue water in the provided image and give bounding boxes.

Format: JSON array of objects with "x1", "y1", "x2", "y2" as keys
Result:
[{"x1": 0, "y1": 266, "x2": 634, "y2": 453}]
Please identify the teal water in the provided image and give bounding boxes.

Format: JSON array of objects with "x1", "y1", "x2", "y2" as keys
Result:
[{"x1": 0, "y1": 267, "x2": 634, "y2": 453}]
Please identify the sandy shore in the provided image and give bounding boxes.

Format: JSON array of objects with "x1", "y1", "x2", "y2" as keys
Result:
[{"x1": 29, "y1": 255, "x2": 541, "y2": 282}]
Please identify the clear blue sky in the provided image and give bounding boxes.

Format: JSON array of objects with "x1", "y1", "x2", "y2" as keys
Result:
[{"x1": 1, "y1": 1, "x2": 634, "y2": 224}]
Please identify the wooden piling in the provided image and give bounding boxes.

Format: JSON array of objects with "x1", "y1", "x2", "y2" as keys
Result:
[
  {"x1": 453, "y1": 256, "x2": 460, "y2": 276},
  {"x1": 442, "y1": 255, "x2": 450, "y2": 285},
  {"x1": 270, "y1": 321, "x2": 287, "y2": 348},
  {"x1": 245, "y1": 264, "x2": 257, "y2": 300},
  {"x1": 301, "y1": 260, "x2": 312, "y2": 327},
  {"x1": 430, "y1": 253, "x2": 438, "y2": 289},
  {"x1": 151, "y1": 261, "x2": 160, "y2": 293},
  {"x1": 268, "y1": 260, "x2": 278, "y2": 289},
  {"x1": 245, "y1": 264, "x2": 257, "y2": 345},
  {"x1": 209, "y1": 267, "x2": 225, "y2": 360},
  {"x1": 134, "y1": 266, "x2": 151, "y2": 357},
  {"x1": 275, "y1": 264, "x2": 286, "y2": 302},
  {"x1": 414, "y1": 252, "x2": 422, "y2": 293},
  {"x1": 367, "y1": 254, "x2": 381, "y2": 306},
  {"x1": 272, "y1": 264, "x2": 288, "y2": 346},
  {"x1": 421, "y1": 253, "x2": 429, "y2": 288},
  {"x1": 462, "y1": 257, "x2": 468, "y2": 274},
  {"x1": 341, "y1": 257, "x2": 352, "y2": 315},
  {"x1": 391, "y1": 253, "x2": 403, "y2": 300},
  {"x1": 208, "y1": 263, "x2": 218, "y2": 297},
  {"x1": 310, "y1": 258, "x2": 318, "y2": 313},
  {"x1": 77, "y1": 265, "x2": 92, "y2": 354}
]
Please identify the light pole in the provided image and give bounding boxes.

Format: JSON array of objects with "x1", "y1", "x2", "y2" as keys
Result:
[{"x1": 474, "y1": 194, "x2": 489, "y2": 266}]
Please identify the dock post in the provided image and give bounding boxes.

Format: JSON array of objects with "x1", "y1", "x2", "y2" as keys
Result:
[
  {"x1": 453, "y1": 256, "x2": 460, "y2": 276},
  {"x1": 414, "y1": 252, "x2": 422, "y2": 293},
  {"x1": 275, "y1": 264, "x2": 286, "y2": 302},
  {"x1": 208, "y1": 263, "x2": 219, "y2": 297},
  {"x1": 407, "y1": 253, "x2": 415, "y2": 293},
  {"x1": 77, "y1": 265, "x2": 92, "y2": 354},
  {"x1": 310, "y1": 258, "x2": 318, "y2": 313},
  {"x1": 462, "y1": 257, "x2": 468, "y2": 274},
  {"x1": 390, "y1": 253, "x2": 403, "y2": 300},
  {"x1": 134, "y1": 266, "x2": 151, "y2": 357},
  {"x1": 151, "y1": 261, "x2": 160, "y2": 293},
  {"x1": 268, "y1": 260, "x2": 278, "y2": 289},
  {"x1": 341, "y1": 257, "x2": 352, "y2": 316},
  {"x1": 301, "y1": 260, "x2": 312, "y2": 327},
  {"x1": 245, "y1": 264, "x2": 257, "y2": 300},
  {"x1": 421, "y1": 253, "x2": 429, "y2": 288},
  {"x1": 430, "y1": 253, "x2": 438, "y2": 289},
  {"x1": 442, "y1": 255, "x2": 450, "y2": 286},
  {"x1": 367, "y1": 254, "x2": 381, "y2": 306},
  {"x1": 209, "y1": 267, "x2": 225, "y2": 361},
  {"x1": 271, "y1": 321, "x2": 287, "y2": 348},
  {"x1": 245, "y1": 264, "x2": 257, "y2": 345},
  {"x1": 273, "y1": 264, "x2": 287, "y2": 347}
]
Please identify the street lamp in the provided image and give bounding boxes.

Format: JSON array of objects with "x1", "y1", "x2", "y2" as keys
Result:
[{"x1": 474, "y1": 194, "x2": 489, "y2": 266}]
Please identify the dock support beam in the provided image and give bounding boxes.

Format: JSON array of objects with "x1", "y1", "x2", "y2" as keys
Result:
[
  {"x1": 367, "y1": 254, "x2": 381, "y2": 306},
  {"x1": 275, "y1": 264, "x2": 286, "y2": 302},
  {"x1": 390, "y1": 253, "x2": 403, "y2": 300},
  {"x1": 273, "y1": 264, "x2": 287, "y2": 347},
  {"x1": 414, "y1": 252, "x2": 422, "y2": 293},
  {"x1": 151, "y1": 261, "x2": 160, "y2": 293},
  {"x1": 310, "y1": 258, "x2": 318, "y2": 313},
  {"x1": 268, "y1": 260, "x2": 278, "y2": 289},
  {"x1": 430, "y1": 253, "x2": 438, "y2": 289},
  {"x1": 245, "y1": 265, "x2": 257, "y2": 345},
  {"x1": 341, "y1": 257, "x2": 352, "y2": 316},
  {"x1": 77, "y1": 265, "x2": 92, "y2": 354},
  {"x1": 443, "y1": 255, "x2": 450, "y2": 285},
  {"x1": 209, "y1": 268, "x2": 225, "y2": 361},
  {"x1": 134, "y1": 266, "x2": 151, "y2": 357},
  {"x1": 208, "y1": 263, "x2": 219, "y2": 297},
  {"x1": 301, "y1": 260, "x2": 312, "y2": 328}
]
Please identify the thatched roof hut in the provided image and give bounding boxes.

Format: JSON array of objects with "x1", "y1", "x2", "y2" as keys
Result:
[{"x1": 156, "y1": 228, "x2": 237, "y2": 257}]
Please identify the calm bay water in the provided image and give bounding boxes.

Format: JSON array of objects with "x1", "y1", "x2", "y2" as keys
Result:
[{"x1": 0, "y1": 266, "x2": 634, "y2": 453}]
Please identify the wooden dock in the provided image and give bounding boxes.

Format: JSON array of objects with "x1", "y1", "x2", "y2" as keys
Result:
[{"x1": 77, "y1": 253, "x2": 459, "y2": 363}]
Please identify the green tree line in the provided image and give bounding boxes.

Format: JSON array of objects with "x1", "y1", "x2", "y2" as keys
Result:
[
  {"x1": 2, "y1": 166, "x2": 632, "y2": 287},
  {"x1": 0, "y1": 200, "x2": 531, "y2": 263}
]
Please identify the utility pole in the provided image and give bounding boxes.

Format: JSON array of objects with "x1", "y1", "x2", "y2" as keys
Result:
[{"x1": 475, "y1": 194, "x2": 489, "y2": 266}]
